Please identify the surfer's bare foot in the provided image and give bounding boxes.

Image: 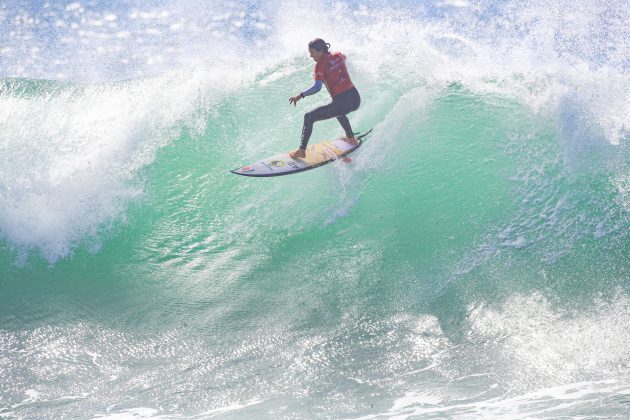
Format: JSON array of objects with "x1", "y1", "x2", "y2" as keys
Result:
[
  {"x1": 342, "y1": 137, "x2": 358, "y2": 145},
  {"x1": 290, "y1": 148, "x2": 306, "y2": 159}
]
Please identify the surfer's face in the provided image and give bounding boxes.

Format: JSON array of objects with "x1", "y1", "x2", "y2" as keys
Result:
[{"x1": 309, "y1": 48, "x2": 324, "y2": 62}]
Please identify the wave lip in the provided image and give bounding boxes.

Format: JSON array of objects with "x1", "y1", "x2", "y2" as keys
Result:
[{"x1": 0, "y1": 74, "x2": 217, "y2": 264}]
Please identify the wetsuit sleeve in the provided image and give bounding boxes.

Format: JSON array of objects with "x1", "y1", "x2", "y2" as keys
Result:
[{"x1": 301, "y1": 80, "x2": 323, "y2": 97}]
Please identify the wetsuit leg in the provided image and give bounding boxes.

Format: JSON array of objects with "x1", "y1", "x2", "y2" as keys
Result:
[
  {"x1": 333, "y1": 87, "x2": 361, "y2": 138},
  {"x1": 336, "y1": 115, "x2": 354, "y2": 138},
  {"x1": 300, "y1": 103, "x2": 336, "y2": 149},
  {"x1": 300, "y1": 87, "x2": 361, "y2": 149}
]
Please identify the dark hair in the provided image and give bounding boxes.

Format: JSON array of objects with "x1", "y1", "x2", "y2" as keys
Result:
[{"x1": 308, "y1": 38, "x2": 330, "y2": 53}]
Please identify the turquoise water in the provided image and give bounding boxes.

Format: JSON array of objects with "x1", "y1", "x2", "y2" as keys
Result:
[{"x1": 1, "y1": 1, "x2": 629, "y2": 418}]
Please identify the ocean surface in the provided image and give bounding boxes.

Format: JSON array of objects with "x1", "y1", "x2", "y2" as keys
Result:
[{"x1": 1, "y1": 0, "x2": 629, "y2": 418}]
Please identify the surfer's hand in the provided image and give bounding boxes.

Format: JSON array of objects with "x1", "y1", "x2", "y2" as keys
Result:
[{"x1": 289, "y1": 95, "x2": 302, "y2": 106}]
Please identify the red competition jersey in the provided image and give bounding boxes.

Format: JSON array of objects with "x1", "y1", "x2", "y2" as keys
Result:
[{"x1": 314, "y1": 52, "x2": 355, "y2": 97}]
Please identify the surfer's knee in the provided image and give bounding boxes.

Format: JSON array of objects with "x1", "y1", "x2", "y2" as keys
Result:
[{"x1": 304, "y1": 111, "x2": 316, "y2": 125}]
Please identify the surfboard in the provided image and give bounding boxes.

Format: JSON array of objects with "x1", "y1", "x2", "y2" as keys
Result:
[{"x1": 231, "y1": 129, "x2": 372, "y2": 177}]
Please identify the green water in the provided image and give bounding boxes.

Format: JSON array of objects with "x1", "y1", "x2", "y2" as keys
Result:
[{"x1": 1, "y1": 72, "x2": 628, "y2": 418}]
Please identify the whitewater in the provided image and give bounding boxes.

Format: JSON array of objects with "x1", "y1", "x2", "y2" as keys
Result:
[{"x1": 1, "y1": 0, "x2": 628, "y2": 418}]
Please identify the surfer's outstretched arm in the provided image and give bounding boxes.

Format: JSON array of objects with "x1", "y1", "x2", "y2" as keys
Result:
[
  {"x1": 289, "y1": 80, "x2": 323, "y2": 106},
  {"x1": 301, "y1": 80, "x2": 323, "y2": 97}
]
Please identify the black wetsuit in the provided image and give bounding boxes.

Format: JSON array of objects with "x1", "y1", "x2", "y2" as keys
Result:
[{"x1": 300, "y1": 87, "x2": 361, "y2": 149}]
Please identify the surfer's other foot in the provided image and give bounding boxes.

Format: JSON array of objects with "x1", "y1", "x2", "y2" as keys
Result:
[
  {"x1": 342, "y1": 137, "x2": 358, "y2": 145},
  {"x1": 290, "y1": 148, "x2": 306, "y2": 159}
]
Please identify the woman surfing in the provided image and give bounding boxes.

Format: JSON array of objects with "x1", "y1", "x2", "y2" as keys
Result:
[{"x1": 289, "y1": 38, "x2": 361, "y2": 159}]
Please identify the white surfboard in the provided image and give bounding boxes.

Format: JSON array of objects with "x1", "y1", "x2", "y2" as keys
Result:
[{"x1": 231, "y1": 129, "x2": 372, "y2": 177}]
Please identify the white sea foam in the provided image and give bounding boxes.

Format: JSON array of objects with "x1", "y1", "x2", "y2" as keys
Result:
[
  {"x1": 466, "y1": 291, "x2": 630, "y2": 388},
  {"x1": 0, "y1": 69, "x2": 246, "y2": 263},
  {"x1": 2, "y1": 290, "x2": 628, "y2": 418},
  {"x1": 357, "y1": 291, "x2": 630, "y2": 419}
]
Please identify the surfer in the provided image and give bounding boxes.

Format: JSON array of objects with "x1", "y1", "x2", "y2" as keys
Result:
[{"x1": 289, "y1": 38, "x2": 361, "y2": 159}]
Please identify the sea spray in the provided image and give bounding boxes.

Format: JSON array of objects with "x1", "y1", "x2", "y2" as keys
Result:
[{"x1": 1, "y1": 0, "x2": 628, "y2": 418}]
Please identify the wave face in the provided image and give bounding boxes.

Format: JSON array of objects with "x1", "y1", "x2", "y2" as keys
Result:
[{"x1": 1, "y1": 0, "x2": 628, "y2": 418}]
